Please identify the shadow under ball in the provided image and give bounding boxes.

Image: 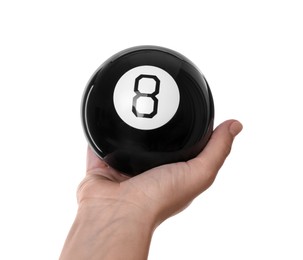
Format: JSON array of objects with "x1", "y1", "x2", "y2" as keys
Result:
[{"x1": 82, "y1": 46, "x2": 214, "y2": 176}]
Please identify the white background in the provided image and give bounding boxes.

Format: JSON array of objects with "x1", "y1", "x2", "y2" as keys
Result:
[{"x1": 0, "y1": 1, "x2": 302, "y2": 259}]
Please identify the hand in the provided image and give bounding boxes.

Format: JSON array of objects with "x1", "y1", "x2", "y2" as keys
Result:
[{"x1": 60, "y1": 120, "x2": 242, "y2": 260}]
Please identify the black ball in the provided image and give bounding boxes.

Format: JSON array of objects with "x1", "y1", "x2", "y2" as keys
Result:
[{"x1": 81, "y1": 46, "x2": 214, "y2": 176}]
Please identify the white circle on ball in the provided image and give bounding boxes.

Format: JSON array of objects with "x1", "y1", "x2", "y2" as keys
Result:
[{"x1": 113, "y1": 65, "x2": 180, "y2": 130}]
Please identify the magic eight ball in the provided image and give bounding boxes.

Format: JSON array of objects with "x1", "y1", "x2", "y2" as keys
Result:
[{"x1": 81, "y1": 46, "x2": 214, "y2": 176}]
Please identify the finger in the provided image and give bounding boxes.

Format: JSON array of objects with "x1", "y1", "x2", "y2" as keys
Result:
[
  {"x1": 186, "y1": 120, "x2": 242, "y2": 192},
  {"x1": 86, "y1": 146, "x2": 130, "y2": 182},
  {"x1": 86, "y1": 146, "x2": 109, "y2": 173},
  {"x1": 199, "y1": 119, "x2": 242, "y2": 171}
]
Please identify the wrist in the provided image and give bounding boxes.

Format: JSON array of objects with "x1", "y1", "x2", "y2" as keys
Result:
[
  {"x1": 77, "y1": 198, "x2": 157, "y2": 229},
  {"x1": 60, "y1": 199, "x2": 155, "y2": 260}
]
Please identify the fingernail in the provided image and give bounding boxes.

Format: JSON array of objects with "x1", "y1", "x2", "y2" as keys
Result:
[{"x1": 229, "y1": 121, "x2": 243, "y2": 137}]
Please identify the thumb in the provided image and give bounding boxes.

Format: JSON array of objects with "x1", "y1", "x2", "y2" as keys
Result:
[{"x1": 186, "y1": 119, "x2": 243, "y2": 194}]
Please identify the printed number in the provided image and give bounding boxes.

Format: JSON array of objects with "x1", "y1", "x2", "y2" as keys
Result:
[{"x1": 132, "y1": 74, "x2": 160, "y2": 118}]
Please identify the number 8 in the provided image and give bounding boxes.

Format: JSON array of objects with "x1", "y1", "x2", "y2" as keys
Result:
[{"x1": 132, "y1": 74, "x2": 160, "y2": 118}]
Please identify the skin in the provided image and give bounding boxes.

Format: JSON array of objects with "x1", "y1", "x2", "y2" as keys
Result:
[{"x1": 60, "y1": 119, "x2": 242, "y2": 260}]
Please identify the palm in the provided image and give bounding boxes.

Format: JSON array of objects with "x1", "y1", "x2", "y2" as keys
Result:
[
  {"x1": 77, "y1": 120, "x2": 241, "y2": 223},
  {"x1": 78, "y1": 149, "x2": 190, "y2": 221}
]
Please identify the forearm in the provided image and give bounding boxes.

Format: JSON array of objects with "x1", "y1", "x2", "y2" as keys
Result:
[{"x1": 60, "y1": 202, "x2": 154, "y2": 260}]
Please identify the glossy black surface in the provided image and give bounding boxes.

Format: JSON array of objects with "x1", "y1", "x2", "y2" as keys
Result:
[{"x1": 82, "y1": 46, "x2": 214, "y2": 176}]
